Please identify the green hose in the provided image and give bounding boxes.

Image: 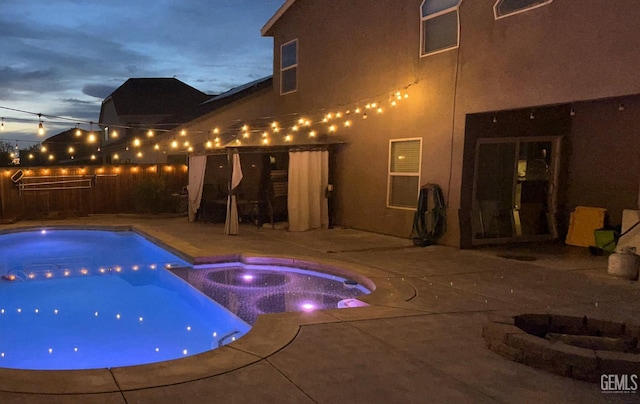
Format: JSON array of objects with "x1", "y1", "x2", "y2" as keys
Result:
[{"x1": 411, "y1": 184, "x2": 447, "y2": 247}]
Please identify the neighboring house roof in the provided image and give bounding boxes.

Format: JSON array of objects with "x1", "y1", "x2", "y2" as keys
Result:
[
  {"x1": 164, "y1": 76, "x2": 273, "y2": 125},
  {"x1": 42, "y1": 128, "x2": 87, "y2": 145},
  {"x1": 261, "y1": 0, "x2": 297, "y2": 36},
  {"x1": 42, "y1": 128, "x2": 98, "y2": 162},
  {"x1": 100, "y1": 78, "x2": 210, "y2": 119}
]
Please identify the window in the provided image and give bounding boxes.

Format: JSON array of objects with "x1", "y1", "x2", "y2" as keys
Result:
[
  {"x1": 420, "y1": 0, "x2": 461, "y2": 57},
  {"x1": 388, "y1": 138, "x2": 422, "y2": 209},
  {"x1": 280, "y1": 39, "x2": 298, "y2": 94},
  {"x1": 493, "y1": 0, "x2": 552, "y2": 19}
]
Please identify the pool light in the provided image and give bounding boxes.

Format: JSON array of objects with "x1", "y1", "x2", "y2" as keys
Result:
[
  {"x1": 300, "y1": 302, "x2": 316, "y2": 312},
  {"x1": 242, "y1": 274, "x2": 254, "y2": 282}
]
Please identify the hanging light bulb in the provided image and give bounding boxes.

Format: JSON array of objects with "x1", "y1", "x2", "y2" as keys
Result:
[
  {"x1": 87, "y1": 122, "x2": 96, "y2": 143},
  {"x1": 133, "y1": 138, "x2": 141, "y2": 147},
  {"x1": 111, "y1": 130, "x2": 118, "y2": 138},
  {"x1": 41, "y1": 145, "x2": 47, "y2": 152},
  {"x1": 205, "y1": 140, "x2": 213, "y2": 149},
  {"x1": 147, "y1": 129, "x2": 154, "y2": 138},
  {"x1": 180, "y1": 129, "x2": 187, "y2": 136},
  {"x1": 68, "y1": 146, "x2": 75, "y2": 154},
  {"x1": 171, "y1": 139, "x2": 178, "y2": 149},
  {"x1": 137, "y1": 151, "x2": 143, "y2": 158},
  {"x1": 37, "y1": 114, "x2": 45, "y2": 136},
  {"x1": 154, "y1": 144, "x2": 160, "y2": 150},
  {"x1": 75, "y1": 124, "x2": 82, "y2": 137}
]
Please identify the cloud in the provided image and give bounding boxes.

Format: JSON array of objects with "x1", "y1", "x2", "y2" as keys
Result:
[
  {"x1": 82, "y1": 85, "x2": 118, "y2": 99},
  {"x1": 0, "y1": 0, "x2": 283, "y2": 143}
]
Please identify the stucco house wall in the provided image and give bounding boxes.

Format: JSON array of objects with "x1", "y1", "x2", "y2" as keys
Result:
[{"x1": 263, "y1": 0, "x2": 640, "y2": 246}]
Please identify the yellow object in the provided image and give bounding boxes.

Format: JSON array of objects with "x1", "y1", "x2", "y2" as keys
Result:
[{"x1": 565, "y1": 206, "x2": 607, "y2": 247}]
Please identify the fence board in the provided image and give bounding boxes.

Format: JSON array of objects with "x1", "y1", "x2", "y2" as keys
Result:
[{"x1": 0, "y1": 164, "x2": 188, "y2": 220}]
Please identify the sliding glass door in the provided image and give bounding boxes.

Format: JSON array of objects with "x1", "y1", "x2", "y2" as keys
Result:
[{"x1": 472, "y1": 137, "x2": 561, "y2": 244}]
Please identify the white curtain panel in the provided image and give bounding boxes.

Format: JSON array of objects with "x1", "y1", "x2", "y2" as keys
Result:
[
  {"x1": 224, "y1": 152, "x2": 242, "y2": 235},
  {"x1": 288, "y1": 150, "x2": 329, "y2": 232},
  {"x1": 187, "y1": 155, "x2": 207, "y2": 222}
]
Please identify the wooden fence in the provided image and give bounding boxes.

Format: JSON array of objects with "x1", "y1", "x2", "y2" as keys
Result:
[{"x1": 0, "y1": 164, "x2": 188, "y2": 220}]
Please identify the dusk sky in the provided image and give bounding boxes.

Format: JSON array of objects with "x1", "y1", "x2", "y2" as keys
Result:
[{"x1": 0, "y1": 0, "x2": 283, "y2": 148}]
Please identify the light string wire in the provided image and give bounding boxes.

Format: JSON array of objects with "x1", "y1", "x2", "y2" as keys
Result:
[{"x1": 0, "y1": 80, "x2": 418, "y2": 155}]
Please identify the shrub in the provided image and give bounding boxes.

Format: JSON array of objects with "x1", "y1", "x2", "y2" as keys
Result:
[{"x1": 132, "y1": 177, "x2": 178, "y2": 214}]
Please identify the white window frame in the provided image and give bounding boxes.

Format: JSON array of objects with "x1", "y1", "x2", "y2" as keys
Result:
[
  {"x1": 280, "y1": 38, "x2": 298, "y2": 95},
  {"x1": 387, "y1": 138, "x2": 423, "y2": 210},
  {"x1": 493, "y1": 0, "x2": 553, "y2": 20},
  {"x1": 420, "y1": 0, "x2": 462, "y2": 58}
]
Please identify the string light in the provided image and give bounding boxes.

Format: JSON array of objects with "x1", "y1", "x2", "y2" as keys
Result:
[
  {"x1": 37, "y1": 114, "x2": 45, "y2": 136},
  {"x1": 0, "y1": 82, "x2": 414, "y2": 155}
]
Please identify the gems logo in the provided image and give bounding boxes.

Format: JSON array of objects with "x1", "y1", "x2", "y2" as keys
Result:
[{"x1": 601, "y1": 374, "x2": 638, "y2": 394}]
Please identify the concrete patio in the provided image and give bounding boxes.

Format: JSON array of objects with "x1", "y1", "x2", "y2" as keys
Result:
[{"x1": 0, "y1": 215, "x2": 638, "y2": 403}]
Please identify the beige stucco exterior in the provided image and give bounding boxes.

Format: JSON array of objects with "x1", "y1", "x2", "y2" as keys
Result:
[{"x1": 260, "y1": 0, "x2": 640, "y2": 246}]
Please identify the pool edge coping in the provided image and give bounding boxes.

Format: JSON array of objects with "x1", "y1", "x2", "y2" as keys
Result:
[{"x1": 0, "y1": 223, "x2": 416, "y2": 395}]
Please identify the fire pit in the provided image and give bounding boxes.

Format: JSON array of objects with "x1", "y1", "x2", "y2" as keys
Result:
[{"x1": 482, "y1": 314, "x2": 640, "y2": 382}]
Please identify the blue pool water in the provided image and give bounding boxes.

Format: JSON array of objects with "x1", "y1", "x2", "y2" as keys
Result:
[{"x1": 0, "y1": 229, "x2": 371, "y2": 370}]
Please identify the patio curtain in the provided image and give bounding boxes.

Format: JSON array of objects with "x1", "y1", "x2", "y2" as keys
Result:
[
  {"x1": 187, "y1": 155, "x2": 207, "y2": 222},
  {"x1": 224, "y1": 151, "x2": 243, "y2": 235},
  {"x1": 288, "y1": 150, "x2": 329, "y2": 232}
]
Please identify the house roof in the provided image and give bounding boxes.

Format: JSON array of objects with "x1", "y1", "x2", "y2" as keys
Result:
[
  {"x1": 102, "y1": 78, "x2": 210, "y2": 117},
  {"x1": 261, "y1": 0, "x2": 297, "y2": 36},
  {"x1": 43, "y1": 128, "x2": 88, "y2": 144},
  {"x1": 162, "y1": 76, "x2": 273, "y2": 126}
]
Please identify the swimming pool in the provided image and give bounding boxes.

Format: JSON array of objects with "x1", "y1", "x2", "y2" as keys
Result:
[
  {"x1": 0, "y1": 229, "x2": 251, "y2": 370},
  {"x1": 0, "y1": 228, "x2": 371, "y2": 370}
]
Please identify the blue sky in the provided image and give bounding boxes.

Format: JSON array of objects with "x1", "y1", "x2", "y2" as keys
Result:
[{"x1": 0, "y1": 0, "x2": 283, "y2": 147}]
